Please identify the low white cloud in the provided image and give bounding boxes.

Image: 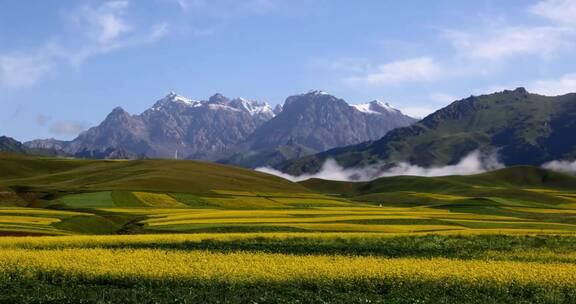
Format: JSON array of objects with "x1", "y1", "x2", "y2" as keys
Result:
[
  {"x1": 257, "y1": 151, "x2": 503, "y2": 182},
  {"x1": 542, "y1": 160, "x2": 576, "y2": 174},
  {"x1": 49, "y1": 121, "x2": 88, "y2": 136},
  {"x1": 530, "y1": 73, "x2": 576, "y2": 96}
]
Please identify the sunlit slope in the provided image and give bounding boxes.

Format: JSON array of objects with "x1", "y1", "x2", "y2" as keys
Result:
[
  {"x1": 300, "y1": 166, "x2": 576, "y2": 225},
  {"x1": 300, "y1": 166, "x2": 576, "y2": 196},
  {"x1": 0, "y1": 155, "x2": 309, "y2": 195}
]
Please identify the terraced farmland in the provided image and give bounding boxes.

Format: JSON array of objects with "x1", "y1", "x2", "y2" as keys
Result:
[{"x1": 2, "y1": 155, "x2": 576, "y2": 302}]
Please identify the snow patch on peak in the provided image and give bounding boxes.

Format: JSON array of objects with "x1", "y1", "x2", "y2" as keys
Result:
[
  {"x1": 230, "y1": 97, "x2": 274, "y2": 117},
  {"x1": 306, "y1": 90, "x2": 330, "y2": 96},
  {"x1": 207, "y1": 103, "x2": 241, "y2": 112},
  {"x1": 352, "y1": 100, "x2": 400, "y2": 115},
  {"x1": 153, "y1": 92, "x2": 200, "y2": 110}
]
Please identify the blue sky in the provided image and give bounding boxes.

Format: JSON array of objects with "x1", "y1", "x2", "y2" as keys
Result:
[{"x1": 1, "y1": 0, "x2": 576, "y2": 141}]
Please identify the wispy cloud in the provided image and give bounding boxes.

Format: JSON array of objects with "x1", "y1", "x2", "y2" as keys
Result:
[
  {"x1": 49, "y1": 121, "x2": 88, "y2": 136},
  {"x1": 36, "y1": 114, "x2": 52, "y2": 126},
  {"x1": 0, "y1": 50, "x2": 56, "y2": 88},
  {"x1": 0, "y1": 1, "x2": 169, "y2": 89},
  {"x1": 175, "y1": 0, "x2": 278, "y2": 14},
  {"x1": 529, "y1": 0, "x2": 576, "y2": 26},
  {"x1": 77, "y1": 0, "x2": 132, "y2": 44},
  {"x1": 445, "y1": 26, "x2": 572, "y2": 61},
  {"x1": 530, "y1": 73, "x2": 576, "y2": 96},
  {"x1": 445, "y1": 0, "x2": 576, "y2": 61},
  {"x1": 346, "y1": 57, "x2": 442, "y2": 86}
]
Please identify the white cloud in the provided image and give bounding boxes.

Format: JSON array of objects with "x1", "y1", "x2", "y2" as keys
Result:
[
  {"x1": 0, "y1": 1, "x2": 168, "y2": 89},
  {"x1": 257, "y1": 151, "x2": 503, "y2": 182},
  {"x1": 529, "y1": 0, "x2": 576, "y2": 26},
  {"x1": 445, "y1": 26, "x2": 572, "y2": 61},
  {"x1": 542, "y1": 159, "x2": 576, "y2": 174},
  {"x1": 0, "y1": 51, "x2": 55, "y2": 88},
  {"x1": 347, "y1": 57, "x2": 442, "y2": 86},
  {"x1": 79, "y1": 0, "x2": 132, "y2": 44},
  {"x1": 49, "y1": 121, "x2": 88, "y2": 136},
  {"x1": 530, "y1": 73, "x2": 576, "y2": 96},
  {"x1": 446, "y1": 0, "x2": 576, "y2": 61}
]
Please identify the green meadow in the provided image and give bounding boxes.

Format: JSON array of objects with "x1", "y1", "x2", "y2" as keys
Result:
[{"x1": 1, "y1": 154, "x2": 576, "y2": 302}]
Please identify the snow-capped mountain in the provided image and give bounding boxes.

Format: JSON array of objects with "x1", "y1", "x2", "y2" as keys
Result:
[
  {"x1": 60, "y1": 92, "x2": 275, "y2": 160},
  {"x1": 221, "y1": 91, "x2": 417, "y2": 168},
  {"x1": 352, "y1": 100, "x2": 401, "y2": 115},
  {"x1": 27, "y1": 90, "x2": 416, "y2": 166}
]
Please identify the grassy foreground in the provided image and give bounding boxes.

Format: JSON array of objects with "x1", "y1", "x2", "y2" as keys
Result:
[
  {"x1": 2, "y1": 156, "x2": 576, "y2": 302},
  {"x1": 1, "y1": 233, "x2": 576, "y2": 303}
]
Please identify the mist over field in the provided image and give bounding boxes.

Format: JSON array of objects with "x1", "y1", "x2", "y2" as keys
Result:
[
  {"x1": 542, "y1": 160, "x2": 576, "y2": 174},
  {"x1": 256, "y1": 151, "x2": 504, "y2": 182}
]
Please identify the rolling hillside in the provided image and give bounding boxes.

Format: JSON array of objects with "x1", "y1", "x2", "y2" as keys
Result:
[
  {"x1": 2, "y1": 155, "x2": 576, "y2": 236},
  {"x1": 0, "y1": 154, "x2": 309, "y2": 195},
  {"x1": 282, "y1": 88, "x2": 576, "y2": 175}
]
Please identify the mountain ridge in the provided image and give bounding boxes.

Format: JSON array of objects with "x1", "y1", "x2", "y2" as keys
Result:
[
  {"x1": 280, "y1": 88, "x2": 576, "y2": 175},
  {"x1": 24, "y1": 91, "x2": 416, "y2": 165}
]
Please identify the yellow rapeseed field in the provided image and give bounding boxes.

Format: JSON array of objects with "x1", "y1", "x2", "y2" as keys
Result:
[{"x1": 0, "y1": 248, "x2": 575, "y2": 288}]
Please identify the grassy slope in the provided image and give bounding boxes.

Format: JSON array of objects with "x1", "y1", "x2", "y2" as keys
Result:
[
  {"x1": 3, "y1": 155, "x2": 576, "y2": 236},
  {"x1": 0, "y1": 155, "x2": 309, "y2": 195},
  {"x1": 282, "y1": 90, "x2": 576, "y2": 175},
  {"x1": 301, "y1": 166, "x2": 576, "y2": 196}
]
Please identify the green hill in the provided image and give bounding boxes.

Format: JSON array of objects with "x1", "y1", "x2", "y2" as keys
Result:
[
  {"x1": 2, "y1": 156, "x2": 576, "y2": 236},
  {"x1": 301, "y1": 166, "x2": 576, "y2": 196},
  {"x1": 282, "y1": 88, "x2": 576, "y2": 175},
  {"x1": 0, "y1": 155, "x2": 310, "y2": 196}
]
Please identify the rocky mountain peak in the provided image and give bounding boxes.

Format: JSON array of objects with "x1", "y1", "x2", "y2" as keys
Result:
[
  {"x1": 152, "y1": 92, "x2": 199, "y2": 110},
  {"x1": 352, "y1": 100, "x2": 401, "y2": 115},
  {"x1": 110, "y1": 106, "x2": 129, "y2": 116},
  {"x1": 208, "y1": 93, "x2": 230, "y2": 105},
  {"x1": 283, "y1": 90, "x2": 342, "y2": 109},
  {"x1": 229, "y1": 97, "x2": 274, "y2": 118}
]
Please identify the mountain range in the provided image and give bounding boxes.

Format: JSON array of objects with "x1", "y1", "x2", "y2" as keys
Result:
[
  {"x1": 21, "y1": 91, "x2": 416, "y2": 166},
  {"x1": 281, "y1": 88, "x2": 576, "y2": 175}
]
